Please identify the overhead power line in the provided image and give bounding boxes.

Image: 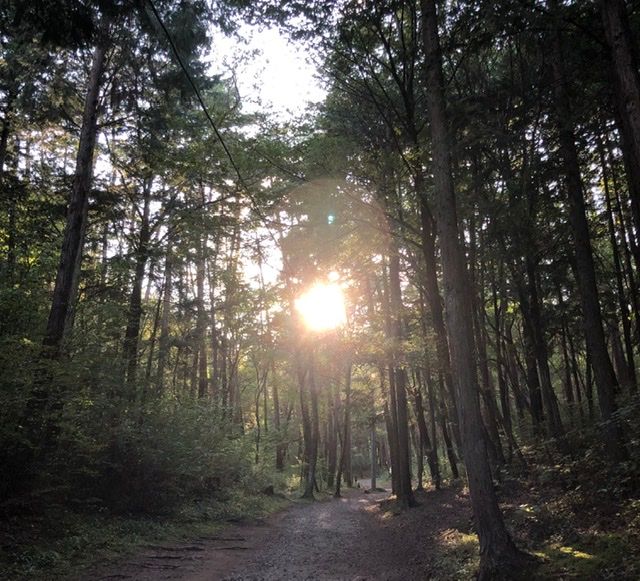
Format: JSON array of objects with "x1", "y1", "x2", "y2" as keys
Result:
[
  {"x1": 146, "y1": 0, "x2": 249, "y2": 183},
  {"x1": 145, "y1": 0, "x2": 294, "y2": 274}
]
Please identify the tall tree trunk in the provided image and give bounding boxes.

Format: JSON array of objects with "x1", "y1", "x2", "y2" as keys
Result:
[
  {"x1": 380, "y1": 261, "x2": 400, "y2": 496},
  {"x1": 308, "y1": 354, "x2": 320, "y2": 496},
  {"x1": 42, "y1": 41, "x2": 108, "y2": 356},
  {"x1": 515, "y1": 273, "x2": 545, "y2": 432},
  {"x1": 601, "y1": 0, "x2": 640, "y2": 240},
  {"x1": 299, "y1": 345, "x2": 317, "y2": 499},
  {"x1": 364, "y1": 276, "x2": 380, "y2": 490},
  {"x1": 525, "y1": 254, "x2": 565, "y2": 442},
  {"x1": 0, "y1": 90, "x2": 13, "y2": 174},
  {"x1": 1, "y1": 90, "x2": 15, "y2": 280},
  {"x1": 123, "y1": 178, "x2": 152, "y2": 394},
  {"x1": 421, "y1": 1, "x2": 526, "y2": 575},
  {"x1": 343, "y1": 361, "x2": 353, "y2": 487},
  {"x1": 557, "y1": 284, "x2": 576, "y2": 419},
  {"x1": 369, "y1": 383, "x2": 378, "y2": 491},
  {"x1": 272, "y1": 361, "x2": 285, "y2": 471},
  {"x1": 326, "y1": 379, "x2": 338, "y2": 488},
  {"x1": 597, "y1": 132, "x2": 636, "y2": 391},
  {"x1": 469, "y1": 220, "x2": 505, "y2": 465},
  {"x1": 417, "y1": 190, "x2": 462, "y2": 450},
  {"x1": 157, "y1": 240, "x2": 173, "y2": 394},
  {"x1": 551, "y1": 10, "x2": 628, "y2": 462},
  {"x1": 388, "y1": 238, "x2": 415, "y2": 508},
  {"x1": 566, "y1": 321, "x2": 586, "y2": 420},
  {"x1": 334, "y1": 401, "x2": 346, "y2": 498},
  {"x1": 196, "y1": 233, "x2": 208, "y2": 398},
  {"x1": 335, "y1": 360, "x2": 353, "y2": 497},
  {"x1": 492, "y1": 262, "x2": 514, "y2": 457},
  {"x1": 144, "y1": 291, "x2": 162, "y2": 394},
  {"x1": 383, "y1": 389, "x2": 399, "y2": 495},
  {"x1": 413, "y1": 375, "x2": 441, "y2": 489},
  {"x1": 410, "y1": 422, "x2": 423, "y2": 491},
  {"x1": 418, "y1": 288, "x2": 454, "y2": 477},
  {"x1": 606, "y1": 129, "x2": 640, "y2": 347},
  {"x1": 271, "y1": 360, "x2": 285, "y2": 471}
]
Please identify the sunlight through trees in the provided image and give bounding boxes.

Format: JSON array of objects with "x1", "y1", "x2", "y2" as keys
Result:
[{"x1": 1, "y1": 1, "x2": 640, "y2": 579}]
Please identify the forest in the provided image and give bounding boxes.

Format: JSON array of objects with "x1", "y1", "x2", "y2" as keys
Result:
[{"x1": 1, "y1": 0, "x2": 640, "y2": 579}]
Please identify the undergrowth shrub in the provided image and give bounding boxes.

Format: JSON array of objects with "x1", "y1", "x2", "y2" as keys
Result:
[{"x1": 36, "y1": 393, "x2": 256, "y2": 514}]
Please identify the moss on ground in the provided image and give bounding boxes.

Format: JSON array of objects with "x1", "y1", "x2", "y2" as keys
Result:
[{"x1": 533, "y1": 531, "x2": 636, "y2": 579}]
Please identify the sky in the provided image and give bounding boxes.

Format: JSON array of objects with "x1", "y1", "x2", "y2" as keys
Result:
[
  {"x1": 208, "y1": 25, "x2": 327, "y2": 119},
  {"x1": 207, "y1": 25, "x2": 327, "y2": 286}
]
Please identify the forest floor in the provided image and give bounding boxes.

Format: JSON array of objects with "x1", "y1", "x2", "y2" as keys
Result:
[
  {"x1": 4, "y1": 464, "x2": 639, "y2": 579},
  {"x1": 79, "y1": 484, "x2": 474, "y2": 581},
  {"x1": 76, "y1": 471, "x2": 640, "y2": 581}
]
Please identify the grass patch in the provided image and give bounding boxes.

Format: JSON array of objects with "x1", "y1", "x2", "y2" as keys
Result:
[{"x1": 431, "y1": 528, "x2": 480, "y2": 580}]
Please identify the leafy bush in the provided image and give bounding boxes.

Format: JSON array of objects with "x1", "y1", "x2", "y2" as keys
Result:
[{"x1": 49, "y1": 396, "x2": 254, "y2": 514}]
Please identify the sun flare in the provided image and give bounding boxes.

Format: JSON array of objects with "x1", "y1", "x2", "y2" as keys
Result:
[{"x1": 295, "y1": 283, "x2": 347, "y2": 332}]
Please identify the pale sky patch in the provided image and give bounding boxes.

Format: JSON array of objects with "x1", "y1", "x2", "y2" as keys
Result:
[{"x1": 208, "y1": 25, "x2": 326, "y2": 119}]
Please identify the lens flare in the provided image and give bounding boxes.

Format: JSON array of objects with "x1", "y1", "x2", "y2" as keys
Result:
[{"x1": 295, "y1": 283, "x2": 346, "y2": 332}]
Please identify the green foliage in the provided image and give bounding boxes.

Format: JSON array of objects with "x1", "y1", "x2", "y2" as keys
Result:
[{"x1": 54, "y1": 399, "x2": 249, "y2": 513}]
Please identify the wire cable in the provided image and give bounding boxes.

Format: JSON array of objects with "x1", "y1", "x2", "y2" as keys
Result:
[
  {"x1": 145, "y1": 0, "x2": 294, "y2": 275},
  {"x1": 146, "y1": 0, "x2": 245, "y2": 185}
]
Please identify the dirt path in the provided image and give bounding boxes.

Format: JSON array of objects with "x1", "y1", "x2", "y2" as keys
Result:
[{"x1": 85, "y1": 486, "x2": 471, "y2": 581}]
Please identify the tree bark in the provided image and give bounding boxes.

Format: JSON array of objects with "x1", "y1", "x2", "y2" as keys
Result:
[
  {"x1": 42, "y1": 41, "x2": 108, "y2": 356},
  {"x1": 601, "y1": 0, "x2": 640, "y2": 241},
  {"x1": 515, "y1": 270, "x2": 544, "y2": 432},
  {"x1": 272, "y1": 361, "x2": 285, "y2": 471},
  {"x1": 343, "y1": 361, "x2": 353, "y2": 487},
  {"x1": 335, "y1": 360, "x2": 352, "y2": 496},
  {"x1": 421, "y1": 0, "x2": 526, "y2": 575},
  {"x1": 491, "y1": 262, "x2": 513, "y2": 456},
  {"x1": 606, "y1": 128, "x2": 640, "y2": 349},
  {"x1": 1, "y1": 90, "x2": 15, "y2": 280},
  {"x1": 413, "y1": 374, "x2": 441, "y2": 489},
  {"x1": 388, "y1": 238, "x2": 415, "y2": 508},
  {"x1": 525, "y1": 254, "x2": 565, "y2": 442},
  {"x1": 469, "y1": 219, "x2": 505, "y2": 465},
  {"x1": 157, "y1": 240, "x2": 173, "y2": 394},
  {"x1": 597, "y1": 132, "x2": 636, "y2": 391},
  {"x1": 380, "y1": 261, "x2": 400, "y2": 496},
  {"x1": 301, "y1": 345, "x2": 319, "y2": 499},
  {"x1": 551, "y1": 8, "x2": 628, "y2": 462},
  {"x1": 369, "y1": 391, "x2": 378, "y2": 491},
  {"x1": 196, "y1": 231, "x2": 209, "y2": 398},
  {"x1": 123, "y1": 178, "x2": 152, "y2": 394},
  {"x1": 326, "y1": 379, "x2": 338, "y2": 487},
  {"x1": 417, "y1": 192, "x2": 462, "y2": 451}
]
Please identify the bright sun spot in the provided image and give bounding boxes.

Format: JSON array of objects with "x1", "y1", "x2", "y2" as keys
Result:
[{"x1": 295, "y1": 283, "x2": 346, "y2": 332}]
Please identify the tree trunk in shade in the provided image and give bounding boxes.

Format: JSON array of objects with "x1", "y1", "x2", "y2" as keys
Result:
[
  {"x1": 420, "y1": 0, "x2": 527, "y2": 576},
  {"x1": 123, "y1": 178, "x2": 152, "y2": 394},
  {"x1": 387, "y1": 238, "x2": 415, "y2": 508},
  {"x1": 413, "y1": 380, "x2": 440, "y2": 489},
  {"x1": 42, "y1": 41, "x2": 108, "y2": 357},
  {"x1": 196, "y1": 232, "x2": 209, "y2": 398},
  {"x1": 601, "y1": 0, "x2": 640, "y2": 241},
  {"x1": 551, "y1": 5, "x2": 628, "y2": 463},
  {"x1": 157, "y1": 240, "x2": 173, "y2": 395}
]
